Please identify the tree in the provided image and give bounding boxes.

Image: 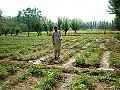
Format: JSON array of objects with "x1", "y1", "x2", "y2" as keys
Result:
[
  {"x1": 33, "y1": 20, "x2": 43, "y2": 36},
  {"x1": 0, "y1": 9, "x2": 3, "y2": 19},
  {"x1": 1, "y1": 16, "x2": 23, "y2": 36},
  {"x1": 43, "y1": 20, "x2": 49, "y2": 35},
  {"x1": 61, "y1": 17, "x2": 70, "y2": 35},
  {"x1": 108, "y1": 0, "x2": 120, "y2": 30},
  {"x1": 15, "y1": 26, "x2": 22, "y2": 35},
  {"x1": 0, "y1": 9, "x2": 4, "y2": 36},
  {"x1": 108, "y1": 0, "x2": 120, "y2": 16},
  {"x1": 71, "y1": 18, "x2": 81, "y2": 35},
  {"x1": 57, "y1": 17, "x2": 62, "y2": 30},
  {"x1": 0, "y1": 22, "x2": 4, "y2": 36},
  {"x1": 48, "y1": 20, "x2": 54, "y2": 32},
  {"x1": 8, "y1": 18, "x2": 18, "y2": 36},
  {"x1": 3, "y1": 22, "x2": 10, "y2": 36},
  {"x1": 17, "y1": 8, "x2": 42, "y2": 36}
]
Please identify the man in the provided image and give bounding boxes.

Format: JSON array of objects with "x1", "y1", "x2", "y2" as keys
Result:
[{"x1": 52, "y1": 26, "x2": 62, "y2": 59}]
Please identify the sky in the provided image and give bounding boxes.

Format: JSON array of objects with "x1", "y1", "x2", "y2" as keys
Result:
[{"x1": 0, "y1": 0, "x2": 115, "y2": 22}]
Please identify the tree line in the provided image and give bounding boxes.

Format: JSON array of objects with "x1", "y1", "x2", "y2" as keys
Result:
[{"x1": 0, "y1": 0, "x2": 120, "y2": 36}]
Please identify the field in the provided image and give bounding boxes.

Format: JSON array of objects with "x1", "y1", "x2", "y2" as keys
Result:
[{"x1": 0, "y1": 32, "x2": 120, "y2": 90}]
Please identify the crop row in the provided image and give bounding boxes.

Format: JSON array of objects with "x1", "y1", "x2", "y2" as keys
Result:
[
  {"x1": 74, "y1": 38, "x2": 102, "y2": 68},
  {"x1": 1, "y1": 63, "x2": 120, "y2": 90},
  {"x1": 72, "y1": 70, "x2": 120, "y2": 90}
]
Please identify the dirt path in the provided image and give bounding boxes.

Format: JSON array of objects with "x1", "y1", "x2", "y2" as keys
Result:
[
  {"x1": 29, "y1": 54, "x2": 51, "y2": 64},
  {"x1": 100, "y1": 51, "x2": 110, "y2": 69},
  {"x1": 62, "y1": 57, "x2": 75, "y2": 69},
  {"x1": 53, "y1": 73, "x2": 75, "y2": 90},
  {"x1": 98, "y1": 43, "x2": 115, "y2": 71},
  {"x1": 82, "y1": 42, "x2": 90, "y2": 49},
  {"x1": 95, "y1": 83, "x2": 114, "y2": 90},
  {"x1": 30, "y1": 55, "x2": 77, "y2": 90},
  {"x1": 13, "y1": 76, "x2": 39, "y2": 90}
]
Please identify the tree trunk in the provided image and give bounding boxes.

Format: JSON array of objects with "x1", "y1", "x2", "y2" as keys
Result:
[
  {"x1": 65, "y1": 29, "x2": 68, "y2": 36},
  {"x1": 16, "y1": 31, "x2": 19, "y2": 35},
  {"x1": 37, "y1": 31, "x2": 40, "y2": 36},
  {"x1": 28, "y1": 31, "x2": 30, "y2": 37},
  {"x1": 91, "y1": 26, "x2": 92, "y2": 30},
  {"x1": 11, "y1": 32, "x2": 12, "y2": 36},
  {"x1": 74, "y1": 30, "x2": 76, "y2": 35},
  {"x1": 59, "y1": 25, "x2": 60, "y2": 30},
  {"x1": 5, "y1": 33, "x2": 7, "y2": 36},
  {"x1": 65, "y1": 31, "x2": 67, "y2": 36},
  {"x1": 38, "y1": 33, "x2": 40, "y2": 36},
  {"x1": 104, "y1": 30, "x2": 106, "y2": 34},
  {"x1": 37, "y1": 32, "x2": 39, "y2": 36},
  {"x1": 27, "y1": 24, "x2": 30, "y2": 36},
  {"x1": 47, "y1": 31, "x2": 48, "y2": 36}
]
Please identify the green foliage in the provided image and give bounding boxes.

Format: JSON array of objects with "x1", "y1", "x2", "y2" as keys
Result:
[
  {"x1": 17, "y1": 7, "x2": 42, "y2": 36},
  {"x1": 60, "y1": 17, "x2": 70, "y2": 35},
  {"x1": 0, "y1": 84, "x2": 10, "y2": 90},
  {"x1": 110, "y1": 50, "x2": 120, "y2": 68},
  {"x1": 0, "y1": 62, "x2": 24, "y2": 80},
  {"x1": 35, "y1": 73, "x2": 57, "y2": 90},
  {"x1": 0, "y1": 9, "x2": 2, "y2": 19},
  {"x1": 43, "y1": 19, "x2": 49, "y2": 32},
  {"x1": 84, "y1": 42, "x2": 101, "y2": 65},
  {"x1": 0, "y1": 34, "x2": 120, "y2": 89},
  {"x1": 15, "y1": 26, "x2": 22, "y2": 35},
  {"x1": 28, "y1": 65, "x2": 62, "y2": 90},
  {"x1": 60, "y1": 50, "x2": 75, "y2": 63},
  {"x1": 67, "y1": 50, "x2": 74, "y2": 57},
  {"x1": 57, "y1": 17, "x2": 62, "y2": 30},
  {"x1": 0, "y1": 45, "x2": 39, "y2": 58},
  {"x1": 76, "y1": 55, "x2": 85, "y2": 65},
  {"x1": 72, "y1": 70, "x2": 120, "y2": 90},
  {"x1": 108, "y1": 0, "x2": 120, "y2": 30},
  {"x1": 71, "y1": 18, "x2": 82, "y2": 34},
  {"x1": 108, "y1": 0, "x2": 120, "y2": 16},
  {"x1": 72, "y1": 73, "x2": 96, "y2": 90},
  {"x1": 112, "y1": 78, "x2": 120, "y2": 89},
  {"x1": 75, "y1": 40, "x2": 101, "y2": 67},
  {"x1": 48, "y1": 20, "x2": 54, "y2": 32},
  {"x1": 114, "y1": 16, "x2": 120, "y2": 30}
]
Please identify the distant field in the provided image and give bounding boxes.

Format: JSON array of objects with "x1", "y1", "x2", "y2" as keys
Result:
[
  {"x1": 0, "y1": 32, "x2": 120, "y2": 89},
  {"x1": 2, "y1": 30, "x2": 120, "y2": 37},
  {"x1": 41, "y1": 30, "x2": 120, "y2": 35},
  {"x1": 66, "y1": 30, "x2": 120, "y2": 34}
]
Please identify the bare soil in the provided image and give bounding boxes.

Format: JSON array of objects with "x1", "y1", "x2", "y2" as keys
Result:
[
  {"x1": 62, "y1": 57, "x2": 75, "y2": 69},
  {"x1": 53, "y1": 73, "x2": 75, "y2": 90},
  {"x1": 12, "y1": 76, "x2": 40, "y2": 90},
  {"x1": 99, "y1": 43, "x2": 115, "y2": 71},
  {"x1": 95, "y1": 83, "x2": 114, "y2": 90},
  {"x1": 82, "y1": 42, "x2": 90, "y2": 49}
]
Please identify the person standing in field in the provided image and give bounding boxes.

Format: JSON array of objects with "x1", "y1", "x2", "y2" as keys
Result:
[{"x1": 52, "y1": 26, "x2": 62, "y2": 59}]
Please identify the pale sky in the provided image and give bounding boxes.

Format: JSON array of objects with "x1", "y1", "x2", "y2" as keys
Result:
[{"x1": 0, "y1": 0, "x2": 115, "y2": 22}]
